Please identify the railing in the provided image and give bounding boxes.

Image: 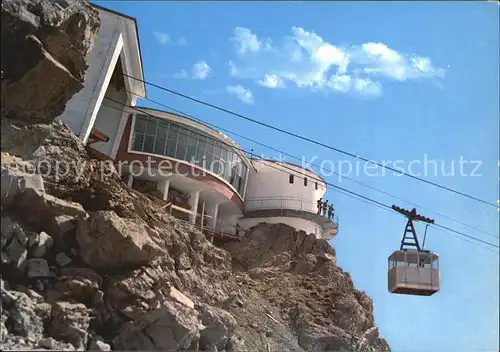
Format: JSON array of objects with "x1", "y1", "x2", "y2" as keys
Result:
[
  {"x1": 162, "y1": 202, "x2": 242, "y2": 239},
  {"x1": 244, "y1": 196, "x2": 339, "y2": 224}
]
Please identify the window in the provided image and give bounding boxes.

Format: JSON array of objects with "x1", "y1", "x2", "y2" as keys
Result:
[
  {"x1": 155, "y1": 121, "x2": 168, "y2": 155},
  {"x1": 315, "y1": 182, "x2": 318, "y2": 190},
  {"x1": 289, "y1": 175, "x2": 294, "y2": 183},
  {"x1": 196, "y1": 136, "x2": 207, "y2": 162},
  {"x1": 175, "y1": 129, "x2": 188, "y2": 160},
  {"x1": 143, "y1": 135, "x2": 155, "y2": 153},
  {"x1": 133, "y1": 133, "x2": 144, "y2": 151},
  {"x1": 185, "y1": 131, "x2": 198, "y2": 163},
  {"x1": 131, "y1": 113, "x2": 248, "y2": 198},
  {"x1": 304, "y1": 177, "x2": 308, "y2": 186},
  {"x1": 165, "y1": 125, "x2": 178, "y2": 157}
]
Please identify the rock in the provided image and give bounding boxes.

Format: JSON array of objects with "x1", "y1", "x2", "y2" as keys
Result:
[
  {"x1": 5, "y1": 237, "x2": 27, "y2": 269},
  {"x1": 4, "y1": 290, "x2": 49, "y2": 343},
  {"x1": 1, "y1": 216, "x2": 24, "y2": 248},
  {"x1": 55, "y1": 252, "x2": 73, "y2": 267},
  {"x1": 198, "y1": 303, "x2": 237, "y2": 350},
  {"x1": 53, "y1": 276, "x2": 99, "y2": 303},
  {"x1": 15, "y1": 230, "x2": 28, "y2": 247},
  {"x1": 169, "y1": 286, "x2": 195, "y2": 309},
  {"x1": 1, "y1": 0, "x2": 101, "y2": 125},
  {"x1": 363, "y1": 326, "x2": 379, "y2": 345},
  {"x1": 25, "y1": 258, "x2": 51, "y2": 279},
  {"x1": 0, "y1": 167, "x2": 45, "y2": 206},
  {"x1": 15, "y1": 188, "x2": 88, "y2": 227},
  {"x1": 48, "y1": 301, "x2": 91, "y2": 350},
  {"x1": 93, "y1": 290, "x2": 104, "y2": 306},
  {"x1": 76, "y1": 211, "x2": 165, "y2": 269},
  {"x1": 38, "y1": 336, "x2": 76, "y2": 351},
  {"x1": 31, "y1": 231, "x2": 54, "y2": 257},
  {"x1": 88, "y1": 337, "x2": 111, "y2": 351},
  {"x1": 26, "y1": 231, "x2": 39, "y2": 248},
  {"x1": 112, "y1": 300, "x2": 202, "y2": 350},
  {"x1": 1, "y1": 252, "x2": 10, "y2": 265},
  {"x1": 60, "y1": 267, "x2": 103, "y2": 286},
  {"x1": 48, "y1": 215, "x2": 77, "y2": 243}
]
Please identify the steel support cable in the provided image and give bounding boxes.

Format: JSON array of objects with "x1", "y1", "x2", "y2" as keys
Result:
[
  {"x1": 121, "y1": 73, "x2": 499, "y2": 209},
  {"x1": 99, "y1": 99, "x2": 500, "y2": 251},
  {"x1": 127, "y1": 94, "x2": 498, "y2": 240}
]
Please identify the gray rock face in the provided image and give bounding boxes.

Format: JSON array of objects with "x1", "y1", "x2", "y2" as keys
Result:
[
  {"x1": 0, "y1": 166, "x2": 45, "y2": 206},
  {"x1": 198, "y1": 303, "x2": 238, "y2": 350},
  {"x1": 76, "y1": 210, "x2": 165, "y2": 269},
  {"x1": 2, "y1": 289, "x2": 49, "y2": 343},
  {"x1": 1, "y1": 0, "x2": 100, "y2": 124},
  {"x1": 48, "y1": 301, "x2": 91, "y2": 350},
  {"x1": 112, "y1": 300, "x2": 202, "y2": 350}
]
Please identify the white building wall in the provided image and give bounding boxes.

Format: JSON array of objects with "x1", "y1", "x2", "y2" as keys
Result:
[
  {"x1": 91, "y1": 87, "x2": 127, "y2": 156},
  {"x1": 244, "y1": 160, "x2": 326, "y2": 213},
  {"x1": 57, "y1": 10, "x2": 123, "y2": 136},
  {"x1": 56, "y1": 7, "x2": 145, "y2": 147},
  {"x1": 238, "y1": 217, "x2": 322, "y2": 237}
]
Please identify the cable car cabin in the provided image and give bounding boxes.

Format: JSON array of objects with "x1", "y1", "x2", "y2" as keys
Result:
[{"x1": 388, "y1": 250, "x2": 440, "y2": 296}]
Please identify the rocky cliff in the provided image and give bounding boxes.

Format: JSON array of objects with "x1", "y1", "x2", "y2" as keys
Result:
[{"x1": 0, "y1": 0, "x2": 390, "y2": 351}]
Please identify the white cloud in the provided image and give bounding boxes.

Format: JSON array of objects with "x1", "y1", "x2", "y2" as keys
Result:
[
  {"x1": 353, "y1": 78, "x2": 383, "y2": 97},
  {"x1": 257, "y1": 74, "x2": 284, "y2": 88},
  {"x1": 227, "y1": 85, "x2": 254, "y2": 104},
  {"x1": 173, "y1": 60, "x2": 213, "y2": 80},
  {"x1": 192, "y1": 60, "x2": 212, "y2": 80},
  {"x1": 227, "y1": 27, "x2": 445, "y2": 98},
  {"x1": 231, "y1": 27, "x2": 267, "y2": 54},
  {"x1": 153, "y1": 31, "x2": 171, "y2": 45},
  {"x1": 153, "y1": 31, "x2": 188, "y2": 46}
]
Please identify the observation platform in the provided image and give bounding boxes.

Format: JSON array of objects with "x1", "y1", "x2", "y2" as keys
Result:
[{"x1": 243, "y1": 196, "x2": 339, "y2": 239}]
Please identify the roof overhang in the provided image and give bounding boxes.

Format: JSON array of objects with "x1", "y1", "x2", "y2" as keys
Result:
[{"x1": 91, "y1": 3, "x2": 146, "y2": 100}]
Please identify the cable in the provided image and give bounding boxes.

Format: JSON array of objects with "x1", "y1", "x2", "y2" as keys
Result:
[
  {"x1": 432, "y1": 223, "x2": 498, "y2": 250},
  {"x1": 100, "y1": 98, "x2": 500, "y2": 251},
  {"x1": 122, "y1": 73, "x2": 499, "y2": 209},
  {"x1": 131, "y1": 94, "x2": 499, "y2": 240}
]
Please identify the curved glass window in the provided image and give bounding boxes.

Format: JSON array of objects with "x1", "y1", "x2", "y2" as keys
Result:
[{"x1": 131, "y1": 113, "x2": 248, "y2": 197}]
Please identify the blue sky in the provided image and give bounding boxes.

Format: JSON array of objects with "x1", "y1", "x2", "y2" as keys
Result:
[{"x1": 95, "y1": 1, "x2": 499, "y2": 351}]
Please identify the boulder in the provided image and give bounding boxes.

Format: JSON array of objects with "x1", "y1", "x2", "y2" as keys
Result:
[
  {"x1": 24, "y1": 258, "x2": 51, "y2": 279},
  {"x1": 0, "y1": 167, "x2": 44, "y2": 206},
  {"x1": 37, "y1": 337, "x2": 76, "y2": 351},
  {"x1": 169, "y1": 286, "x2": 195, "y2": 309},
  {"x1": 55, "y1": 252, "x2": 72, "y2": 267},
  {"x1": 48, "y1": 301, "x2": 91, "y2": 350},
  {"x1": 2, "y1": 289, "x2": 50, "y2": 343},
  {"x1": 31, "y1": 231, "x2": 54, "y2": 258},
  {"x1": 76, "y1": 211, "x2": 165, "y2": 269},
  {"x1": 15, "y1": 188, "x2": 88, "y2": 227},
  {"x1": 112, "y1": 300, "x2": 202, "y2": 350},
  {"x1": 88, "y1": 337, "x2": 111, "y2": 351},
  {"x1": 1, "y1": 216, "x2": 24, "y2": 248},
  {"x1": 1, "y1": 0, "x2": 100, "y2": 125},
  {"x1": 197, "y1": 303, "x2": 237, "y2": 350},
  {"x1": 4, "y1": 236, "x2": 27, "y2": 269}
]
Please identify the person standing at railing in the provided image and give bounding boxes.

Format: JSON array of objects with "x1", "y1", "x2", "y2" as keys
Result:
[
  {"x1": 323, "y1": 200, "x2": 328, "y2": 216},
  {"x1": 317, "y1": 198, "x2": 323, "y2": 215},
  {"x1": 328, "y1": 204, "x2": 334, "y2": 220}
]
